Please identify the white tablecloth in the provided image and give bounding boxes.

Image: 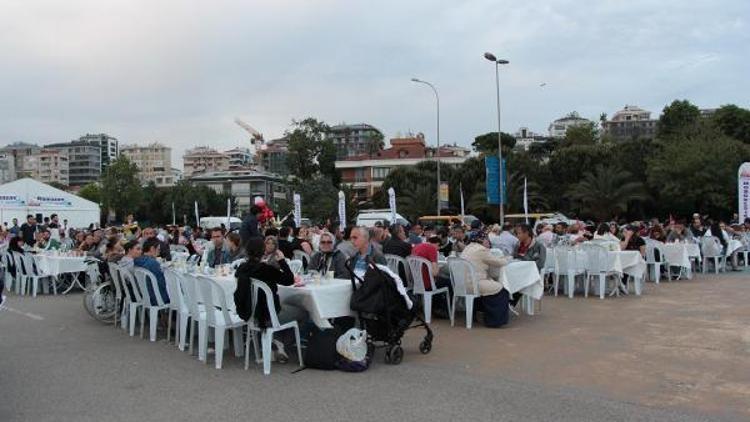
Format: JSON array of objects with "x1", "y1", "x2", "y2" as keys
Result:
[
  {"x1": 33, "y1": 254, "x2": 88, "y2": 276},
  {"x1": 210, "y1": 274, "x2": 353, "y2": 329},
  {"x1": 659, "y1": 244, "x2": 692, "y2": 269},
  {"x1": 728, "y1": 239, "x2": 744, "y2": 256},
  {"x1": 499, "y1": 261, "x2": 543, "y2": 300},
  {"x1": 610, "y1": 250, "x2": 646, "y2": 280},
  {"x1": 278, "y1": 279, "x2": 354, "y2": 329}
]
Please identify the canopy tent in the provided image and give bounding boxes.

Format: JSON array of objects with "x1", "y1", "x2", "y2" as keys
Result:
[{"x1": 0, "y1": 178, "x2": 100, "y2": 229}]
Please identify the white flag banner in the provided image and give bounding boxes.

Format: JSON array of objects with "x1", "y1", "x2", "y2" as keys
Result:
[
  {"x1": 523, "y1": 177, "x2": 529, "y2": 224},
  {"x1": 226, "y1": 198, "x2": 231, "y2": 229},
  {"x1": 194, "y1": 201, "x2": 200, "y2": 227},
  {"x1": 293, "y1": 193, "x2": 301, "y2": 227},
  {"x1": 739, "y1": 162, "x2": 750, "y2": 221},
  {"x1": 459, "y1": 183, "x2": 465, "y2": 221},
  {"x1": 338, "y1": 191, "x2": 346, "y2": 229},
  {"x1": 172, "y1": 202, "x2": 176, "y2": 226},
  {"x1": 388, "y1": 187, "x2": 397, "y2": 224}
]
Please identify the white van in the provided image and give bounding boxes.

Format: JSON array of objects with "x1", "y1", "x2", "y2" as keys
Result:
[
  {"x1": 200, "y1": 216, "x2": 242, "y2": 231},
  {"x1": 355, "y1": 209, "x2": 410, "y2": 228}
]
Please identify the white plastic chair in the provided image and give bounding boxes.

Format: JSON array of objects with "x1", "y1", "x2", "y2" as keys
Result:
[
  {"x1": 133, "y1": 267, "x2": 171, "y2": 342},
  {"x1": 170, "y1": 244, "x2": 189, "y2": 254},
  {"x1": 118, "y1": 268, "x2": 145, "y2": 337},
  {"x1": 195, "y1": 275, "x2": 246, "y2": 369},
  {"x1": 179, "y1": 273, "x2": 204, "y2": 356},
  {"x1": 2, "y1": 252, "x2": 17, "y2": 294},
  {"x1": 644, "y1": 240, "x2": 663, "y2": 283},
  {"x1": 384, "y1": 254, "x2": 413, "y2": 291},
  {"x1": 17, "y1": 253, "x2": 56, "y2": 297},
  {"x1": 247, "y1": 279, "x2": 303, "y2": 375},
  {"x1": 106, "y1": 263, "x2": 125, "y2": 329},
  {"x1": 163, "y1": 268, "x2": 189, "y2": 348},
  {"x1": 446, "y1": 257, "x2": 479, "y2": 329},
  {"x1": 406, "y1": 255, "x2": 452, "y2": 324},
  {"x1": 581, "y1": 243, "x2": 622, "y2": 299},
  {"x1": 288, "y1": 259, "x2": 304, "y2": 275},
  {"x1": 293, "y1": 250, "x2": 311, "y2": 269},
  {"x1": 231, "y1": 258, "x2": 247, "y2": 269},
  {"x1": 700, "y1": 236, "x2": 726, "y2": 274},
  {"x1": 552, "y1": 246, "x2": 586, "y2": 298}
]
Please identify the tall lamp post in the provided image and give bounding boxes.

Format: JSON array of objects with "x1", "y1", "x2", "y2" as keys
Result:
[
  {"x1": 411, "y1": 77, "x2": 441, "y2": 216},
  {"x1": 483, "y1": 52, "x2": 509, "y2": 225}
]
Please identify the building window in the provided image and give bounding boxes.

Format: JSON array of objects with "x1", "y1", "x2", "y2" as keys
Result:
[{"x1": 372, "y1": 167, "x2": 390, "y2": 180}]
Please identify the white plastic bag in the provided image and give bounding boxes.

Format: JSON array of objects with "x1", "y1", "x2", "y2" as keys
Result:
[{"x1": 336, "y1": 328, "x2": 368, "y2": 362}]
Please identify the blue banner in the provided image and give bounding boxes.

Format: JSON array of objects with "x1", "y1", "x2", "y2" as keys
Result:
[{"x1": 485, "y1": 156, "x2": 506, "y2": 205}]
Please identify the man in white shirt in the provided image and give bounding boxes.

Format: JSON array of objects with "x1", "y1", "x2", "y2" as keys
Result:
[{"x1": 495, "y1": 223, "x2": 519, "y2": 256}]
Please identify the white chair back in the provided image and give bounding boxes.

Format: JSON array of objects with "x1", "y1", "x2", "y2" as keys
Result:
[
  {"x1": 163, "y1": 268, "x2": 185, "y2": 311},
  {"x1": 179, "y1": 273, "x2": 202, "y2": 318},
  {"x1": 293, "y1": 250, "x2": 311, "y2": 268},
  {"x1": 195, "y1": 275, "x2": 234, "y2": 326},
  {"x1": 231, "y1": 258, "x2": 247, "y2": 269},
  {"x1": 446, "y1": 257, "x2": 478, "y2": 296},
  {"x1": 133, "y1": 267, "x2": 168, "y2": 307},
  {"x1": 700, "y1": 236, "x2": 722, "y2": 258},
  {"x1": 251, "y1": 279, "x2": 281, "y2": 328},
  {"x1": 186, "y1": 254, "x2": 201, "y2": 264},
  {"x1": 288, "y1": 259, "x2": 304, "y2": 275},
  {"x1": 118, "y1": 266, "x2": 143, "y2": 305},
  {"x1": 406, "y1": 255, "x2": 436, "y2": 293},
  {"x1": 170, "y1": 244, "x2": 189, "y2": 254},
  {"x1": 580, "y1": 243, "x2": 610, "y2": 274},
  {"x1": 384, "y1": 254, "x2": 412, "y2": 289},
  {"x1": 107, "y1": 262, "x2": 124, "y2": 301}
]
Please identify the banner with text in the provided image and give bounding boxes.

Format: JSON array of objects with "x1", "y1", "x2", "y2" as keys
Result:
[
  {"x1": 485, "y1": 156, "x2": 506, "y2": 205},
  {"x1": 739, "y1": 162, "x2": 750, "y2": 221}
]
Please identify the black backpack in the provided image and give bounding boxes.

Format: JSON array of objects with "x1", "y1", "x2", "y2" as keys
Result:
[{"x1": 303, "y1": 317, "x2": 355, "y2": 370}]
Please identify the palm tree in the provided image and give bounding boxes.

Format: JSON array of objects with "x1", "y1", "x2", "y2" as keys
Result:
[
  {"x1": 398, "y1": 183, "x2": 436, "y2": 221},
  {"x1": 567, "y1": 165, "x2": 648, "y2": 221}
]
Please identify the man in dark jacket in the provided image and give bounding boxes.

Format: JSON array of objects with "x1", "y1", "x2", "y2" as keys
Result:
[
  {"x1": 382, "y1": 224, "x2": 412, "y2": 258},
  {"x1": 239, "y1": 205, "x2": 263, "y2": 247},
  {"x1": 20, "y1": 215, "x2": 37, "y2": 246}
]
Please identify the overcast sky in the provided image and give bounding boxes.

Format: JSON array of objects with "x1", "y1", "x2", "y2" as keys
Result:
[{"x1": 1, "y1": 0, "x2": 748, "y2": 165}]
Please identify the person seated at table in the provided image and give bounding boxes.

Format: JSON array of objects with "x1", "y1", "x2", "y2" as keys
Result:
[
  {"x1": 6, "y1": 236, "x2": 25, "y2": 280},
  {"x1": 689, "y1": 215, "x2": 705, "y2": 238},
  {"x1": 335, "y1": 226, "x2": 357, "y2": 259},
  {"x1": 459, "y1": 231, "x2": 511, "y2": 328},
  {"x1": 226, "y1": 232, "x2": 246, "y2": 263},
  {"x1": 491, "y1": 223, "x2": 519, "y2": 256},
  {"x1": 536, "y1": 224, "x2": 555, "y2": 248},
  {"x1": 261, "y1": 235, "x2": 281, "y2": 268},
  {"x1": 104, "y1": 236, "x2": 125, "y2": 262},
  {"x1": 140, "y1": 227, "x2": 171, "y2": 261},
  {"x1": 620, "y1": 225, "x2": 646, "y2": 257},
  {"x1": 134, "y1": 238, "x2": 170, "y2": 306},
  {"x1": 666, "y1": 222, "x2": 688, "y2": 243},
  {"x1": 309, "y1": 232, "x2": 348, "y2": 278},
  {"x1": 205, "y1": 227, "x2": 231, "y2": 268},
  {"x1": 277, "y1": 226, "x2": 295, "y2": 259},
  {"x1": 383, "y1": 224, "x2": 412, "y2": 258},
  {"x1": 593, "y1": 223, "x2": 619, "y2": 243},
  {"x1": 349, "y1": 226, "x2": 386, "y2": 277},
  {"x1": 234, "y1": 237, "x2": 305, "y2": 327},
  {"x1": 514, "y1": 224, "x2": 546, "y2": 271},
  {"x1": 649, "y1": 224, "x2": 667, "y2": 243},
  {"x1": 122, "y1": 214, "x2": 140, "y2": 240},
  {"x1": 407, "y1": 223, "x2": 424, "y2": 245},
  {"x1": 119, "y1": 240, "x2": 142, "y2": 273},
  {"x1": 449, "y1": 225, "x2": 467, "y2": 254},
  {"x1": 294, "y1": 227, "x2": 314, "y2": 256},
  {"x1": 413, "y1": 236, "x2": 453, "y2": 317},
  {"x1": 79, "y1": 234, "x2": 102, "y2": 258}
]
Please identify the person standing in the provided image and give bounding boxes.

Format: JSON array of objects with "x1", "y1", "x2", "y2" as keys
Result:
[
  {"x1": 9, "y1": 218, "x2": 20, "y2": 236},
  {"x1": 20, "y1": 215, "x2": 37, "y2": 246},
  {"x1": 239, "y1": 205, "x2": 263, "y2": 247}
]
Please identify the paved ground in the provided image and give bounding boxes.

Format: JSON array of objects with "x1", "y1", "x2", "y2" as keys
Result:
[{"x1": 1, "y1": 269, "x2": 748, "y2": 421}]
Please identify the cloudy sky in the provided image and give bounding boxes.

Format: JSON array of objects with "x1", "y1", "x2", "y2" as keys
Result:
[{"x1": 1, "y1": 0, "x2": 748, "y2": 165}]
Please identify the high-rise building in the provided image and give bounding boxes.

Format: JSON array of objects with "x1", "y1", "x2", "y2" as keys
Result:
[
  {"x1": 78, "y1": 133, "x2": 118, "y2": 170},
  {"x1": 23, "y1": 149, "x2": 69, "y2": 186},
  {"x1": 258, "y1": 138, "x2": 289, "y2": 176},
  {"x1": 225, "y1": 147, "x2": 253, "y2": 170},
  {"x1": 120, "y1": 142, "x2": 175, "y2": 187},
  {"x1": 189, "y1": 169, "x2": 289, "y2": 213},
  {"x1": 548, "y1": 112, "x2": 594, "y2": 138},
  {"x1": 0, "y1": 152, "x2": 16, "y2": 184},
  {"x1": 603, "y1": 105, "x2": 657, "y2": 141},
  {"x1": 183, "y1": 146, "x2": 231, "y2": 178},
  {"x1": 0, "y1": 142, "x2": 41, "y2": 179},
  {"x1": 327, "y1": 123, "x2": 384, "y2": 159},
  {"x1": 44, "y1": 141, "x2": 101, "y2": 187}
]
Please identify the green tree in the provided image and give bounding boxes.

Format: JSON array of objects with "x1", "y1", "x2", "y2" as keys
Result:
[
  {"x1": 159, "y1": 180, "x2": 234, "y2": 226},
  {"x1": 647, "y1": 125, "x2": 750, "y2": 218},
  {"x1": 48, "y1": 181, "x2": 68, "y2": 191},
  {"x1": 292, "y1": 176, "x2": 339, "y2": 224},
  {"x1": 567, "y1": 165, "x2": 648, "y2": 221},
  {"x1": 562, "y1": 122, "x2": 598, "y2": 147},
  {"x1": 472, "y1": 132, "x2": 516, "y2": 154},
  {"x1": 657, "y1": 99, "x2": 700, "y2": 139},
  {"x1": 285, "y1": 117, "x2": 331, "y2": 180},
  {"x1": 364, "y1": 131, "x2": 385, "y2": 158},
  {"x1": 78, "y1": 183, "x2": 101, "y2": 204},
  {"x1": 100, "y1": 157, "x2": 142, "y2": 223},
  {"x1": 711, "y1": 104, "x2": 750, "y2": 144}
]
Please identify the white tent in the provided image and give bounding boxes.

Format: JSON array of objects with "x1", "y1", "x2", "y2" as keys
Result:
[{"x1": 0, "y1": 178, "x2": 101, "y2": 229}]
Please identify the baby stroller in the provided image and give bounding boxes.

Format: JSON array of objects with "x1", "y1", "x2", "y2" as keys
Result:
[{"x1": 347, "y1": 258, "x2": 433, "y2": 364}]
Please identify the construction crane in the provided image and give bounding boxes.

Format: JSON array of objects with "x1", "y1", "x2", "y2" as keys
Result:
[{"x1": 234, "y1": 117, "x2": 265, "y2": 147}]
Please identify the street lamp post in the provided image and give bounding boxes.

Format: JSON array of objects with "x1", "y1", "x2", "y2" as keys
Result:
[
  {"x1": 411, "y1": 77, "x2": 441, "y2": 216},
  {"x1": 483, "y1": 52, "x2": 509, "y2": 225}
]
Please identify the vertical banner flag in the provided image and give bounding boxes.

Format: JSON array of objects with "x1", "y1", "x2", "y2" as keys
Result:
[
  {"x1": 439, "y1": 181, "x2": 449, "y2": 210},
  {"x1": 226, "y1": 198, "x2": 231, "y2": 229},
  {"x1": 739, "y1": 162, "x2": 750, "y2": 220},
  {"x1": 194, "y1": 201, "x2": 200, "y2": 226},
  {"x1": 523, "y1": 177, "x2": 529, "y2": 224},
  {"x1": 459, "y1": 183, "x2": 465, "y2": 221},
  {"x1": 485, "y1": 156, "x2": 506, "y2": 205},
  {"x1": 172, "y1": 202, "x2": 176, "y2": 226},
  {"x1": 338, "y1": 191, "x2": 346, "y2": 229},
  {"x1": 388, "y1": 187, "x2": 397, "y2": 224},
  {"x1": 293, "y1": 193, "x2": 301, "y2": 227}
]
